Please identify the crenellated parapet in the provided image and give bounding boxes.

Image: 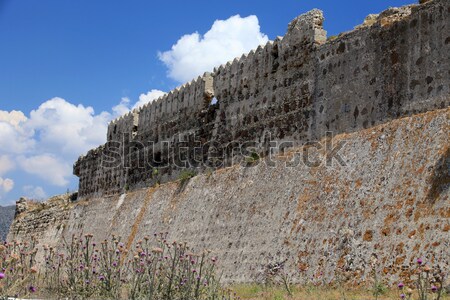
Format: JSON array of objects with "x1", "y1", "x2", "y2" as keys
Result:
[{"x1": 74, "y1": 0, "x2": 450, "y2": 199}]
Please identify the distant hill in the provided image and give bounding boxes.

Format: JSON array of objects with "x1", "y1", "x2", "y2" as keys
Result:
[{"x1": 0, "y1": 205, "x2": 15, "y2": 241}]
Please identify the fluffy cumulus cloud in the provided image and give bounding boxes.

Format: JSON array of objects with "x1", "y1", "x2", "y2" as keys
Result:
[
  {"x1": 26, "y1": 97, "x2": 111, "y2": 156},
  {"x1": 0, "y1": 90, "x2": 164, "y2": 204},
  {"x1": 18, "y1": 154, "x2": 72, "y2": 186},
  {"x1": 112, "y1": 97, "x2": 132, "y2": 116},
  {"x1": 133, "y1": 90, "x2": 166, "y2": 109},
  {"x1": 111, "y1": 90, "x2": 166, "y2": 116},
  {"x1": 0, "y1": 110, "x2": 27, "y2": 129},
  {"x1": 0, "y1": 110, "x2": 34, "y2": 154},
  {"x1": 0, "y1": 98, "x2": 116, "y2": 197},
  {"x1": 158, "y1": 15, "x2": 269, "y2": 82}
]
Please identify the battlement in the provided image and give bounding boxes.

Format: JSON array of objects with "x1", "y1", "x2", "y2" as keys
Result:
[
  {"x1": 106, "y1": 73, "x2": 214, "y2": 142},
  {"x1": 74, "y1": 0, "x2": 450, "y2": 198}
]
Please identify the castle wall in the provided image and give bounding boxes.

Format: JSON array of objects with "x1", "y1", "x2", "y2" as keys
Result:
[
  {"x1": 11, "y1": 107, "x2": 450, "y2": 284},
  {"x1": 74, "y1": 0, "x2": 450, "y2": 199}
]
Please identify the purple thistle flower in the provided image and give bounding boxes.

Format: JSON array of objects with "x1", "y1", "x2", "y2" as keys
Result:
[
  {"x1": 400, "y1": 294, "x2": 405, "y2": 299},
  {"x1": 85, "y1": 280, "x2": 90, "y2": 285},
  {"x1": 398, "y1": 282, "x2": 404, "y2": 289},
  {"x1": 0, "y1": 272, "x2": 5, "y2": 279},
  {"x1": 417, "y1": 258, "x2": 423, "y2": 265},
  {"x1": 112, "y1": 261, "x2": 118, "y2": 267},
  {"x1": 192, "y1": 269, "x2": 197, "y2": 273},
  {"x1": 29, "y1": 286, "x2": 37, "y2": 293},
  {"x1": 431, "y1": 285, "x2": 438, "y2": 292},
  {"x1": 99, "y1": 275, "x2": 105, "y2": 281}
]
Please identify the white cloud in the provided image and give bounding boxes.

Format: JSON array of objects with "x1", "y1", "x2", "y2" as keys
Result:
[
  {"x1": 158, "y1": 15, "x2": 268, "y2": 82},
  {"x1": 23, "y1": 185, "x2": 47, "y2": 200},
  {"x1": 0, "y1": 155, "x2": 15, "y2": 176},
  {"x1": 0, "y1": 111, "x2": 35, "y2": 154},
  {"x1": 1, "y1": 13, "x2": 267, "y2": 202},
  {"x1": 26, "y1": 97, "x2": 110, "y2": 156},
  {"x1": 0, "y1": 99, "x2": 111, "y2": 191},
  {"x1": 112, "y1": 97, "x2": 132, "y2": 116},
  {"x1": 0, "y1": 110, "x2": 27, "y2": 129},
  {"x1": 0, "y1": 177, "x2": 14, "y2": 194},
  {"x1": 18, "y1": 154, "x2": 71, "y2": 186},
  {"x1": 133, "y1": 90, "x2": 166, "y2": 109},
  {"x1": 0, "y1": 91, "x2": 167, "y2": 195}
]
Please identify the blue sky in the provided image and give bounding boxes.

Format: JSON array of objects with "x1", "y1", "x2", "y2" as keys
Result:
[{"x1": 0, "y1": 0, "x2": 414, "y2": 205}]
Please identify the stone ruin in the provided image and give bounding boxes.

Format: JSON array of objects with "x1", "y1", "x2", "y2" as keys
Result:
[
  {"x1": 8, "y1": 0, "x2": 450, "y2": 285},
  {"x1": 74, "y1": 0, "x2": 449, "y2": 199}
]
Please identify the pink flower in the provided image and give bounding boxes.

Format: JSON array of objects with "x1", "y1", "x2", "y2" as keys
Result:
[
  {"x1": 400, "y1": 294, "x2": 405, "y2": 299},
  {"x1": 417, "y1": 258, "x2": 423, "y2": 265},
  {"x1": 398, "y1": 282, "x2": 404, "y2": 289},
  {"x1": 0, "y1": 272, "x2": 5, "y2": 279},
  {"x1": 431, "y1": 285, "x2": 438, "y2": 293}
]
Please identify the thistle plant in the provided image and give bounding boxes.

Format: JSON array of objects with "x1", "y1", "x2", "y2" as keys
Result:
[
  {"x1": 0, "y1": 238, "x2": 38, "y2": 299},
  {"x1": 0, "y1": 233, "x2": 234, "y2": 300},
  {"x1": 398, "y1": 257, "x2": 447, "y2": 300}
]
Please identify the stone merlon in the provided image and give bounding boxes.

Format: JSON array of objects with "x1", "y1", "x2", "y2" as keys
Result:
[{"x1": 74, "y1": 0, "x2": 450, "y2": 199}]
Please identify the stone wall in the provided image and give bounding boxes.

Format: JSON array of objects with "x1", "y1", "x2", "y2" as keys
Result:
[
  {"x1": 74, "y1": 0, "x2": 450, "y2": 199},
  {"x1": 9, "y1": 107, "x2": 450, "y2": 284}
]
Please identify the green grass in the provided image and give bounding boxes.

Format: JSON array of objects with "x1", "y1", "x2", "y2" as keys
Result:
[
  {"x1": 245, "y1": 152, "x2": 260, "y2": 164},
  {"x1": 178, "y1": 170, "x2": 197, "y2": 182}
]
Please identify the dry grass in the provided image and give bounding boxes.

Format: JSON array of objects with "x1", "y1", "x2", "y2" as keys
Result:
[{"x1": 230, "y1": 284, "x2": 449, "y2": 300}]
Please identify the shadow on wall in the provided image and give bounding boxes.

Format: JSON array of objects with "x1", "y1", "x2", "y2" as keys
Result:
[{"x1": 426, "y1": 147, "x2": 450, "y2": 204}]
